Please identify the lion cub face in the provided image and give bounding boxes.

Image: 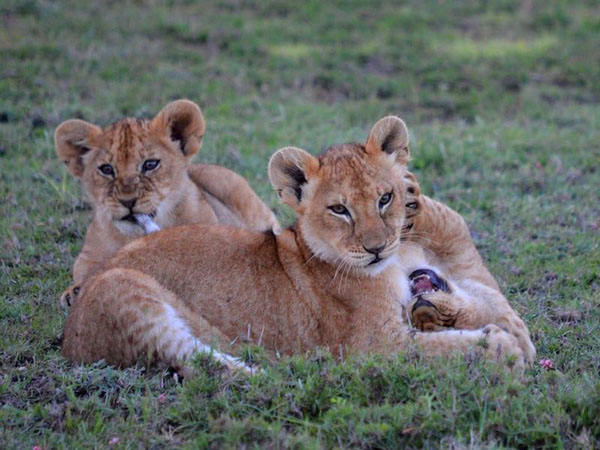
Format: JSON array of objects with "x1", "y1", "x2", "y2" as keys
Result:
[
  {"x1": 55, "y1": 100, "x2": 205, "y2": 233},
  {"x1": 270, "y1": 116, "x2": 410, "y2": 275}
]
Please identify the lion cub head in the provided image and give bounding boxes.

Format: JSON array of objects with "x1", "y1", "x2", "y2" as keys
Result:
[
  {"x1": 269, "y1": 116, "x2": 411, "y2": 275},
  {"x1": 55, "y1": 100, "x2": 205, "y2": 234}
]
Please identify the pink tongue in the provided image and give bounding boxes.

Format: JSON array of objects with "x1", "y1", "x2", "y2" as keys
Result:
[{"x1": 413, "y1": 277, "x2": 433, "y2": 295}]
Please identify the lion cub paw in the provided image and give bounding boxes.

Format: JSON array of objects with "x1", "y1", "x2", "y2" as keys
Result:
[
  {"x1": 481, "y1": 324, "x2": 526, "y2": 372},
  {"x1": 497, "y1": 318, "x2": 537, "y2": 366},
  {"x1": 408, "y1": 268, "x2": 460, "y2": 331},
  {"x1": 403, "y1": 171, "x2": 421, "y2": 234},
  {"x1": 410, "y1": 290, "x2": 461, "y2": 331},
  {"x1": 59, "y1": 284, "x2": 81, "y2": 308}
]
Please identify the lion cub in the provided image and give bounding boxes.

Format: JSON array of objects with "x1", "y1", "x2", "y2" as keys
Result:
[
  {"x1": 55, "y1": 100, "x2": 279, "y2": 305},
  {"x1": 62, "y1": 116, "x2": 529, "y2": 375},
  {"x1": 400, "y1": 174, "x2": 536, "y2": 363}
]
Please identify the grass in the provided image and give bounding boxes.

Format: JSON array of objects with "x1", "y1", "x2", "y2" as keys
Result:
[{"x1": 1, "y1": 0, "x2": 599, "y2": 448}]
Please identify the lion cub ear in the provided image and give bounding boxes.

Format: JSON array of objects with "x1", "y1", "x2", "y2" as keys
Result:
[
  {"x1": 268, "y1": 146, "x2": 319, "y2": 210},
  {"x1": 55, "y1": 119, "x2": 102, "y2": 177},
  {"x1": 365, "y1": 116, "x2": 410, "y2": 164},
  {"x1": 151, "y1": 99, "x2": 205, "y2": 159}
]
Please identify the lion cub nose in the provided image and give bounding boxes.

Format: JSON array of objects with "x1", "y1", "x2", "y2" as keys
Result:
[
  {"x1": 119, "y1": 198, "x2": 137, "y2": 210},
  {"x1": 363, "y1": 244, "x2": 385, "y2": 256}
]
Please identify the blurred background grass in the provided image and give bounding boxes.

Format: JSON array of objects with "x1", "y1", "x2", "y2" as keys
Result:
[{"x1": 1, "y1": 0, "x2": 599, "y2": 448}]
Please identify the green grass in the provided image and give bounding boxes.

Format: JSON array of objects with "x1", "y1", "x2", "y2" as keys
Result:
[{"x1": 1, "y1": 0, "x2": 599, "y2": 448}]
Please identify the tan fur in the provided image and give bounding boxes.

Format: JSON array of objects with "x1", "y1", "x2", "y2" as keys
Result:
[
  {"x1": 401, "y1": 176, "x2": 536, "y2": 363},
  {"x1": 62, "y1": 117, "x2": 528, "y2": 375},
  {"x1": 55, "y1": 100, "x2": 279, "y2": 305}
]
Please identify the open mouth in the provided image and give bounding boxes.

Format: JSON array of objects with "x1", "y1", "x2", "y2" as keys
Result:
[
  {"x1": 409, "y1": 268, "x2": 450, "y2": 296},
  {"x1": 119, "y1": 212, "x2": 160, "y2": 234},
  {"x1": 120, "y1": 211, "x2": 156, "y2": 222},
  {"x1": 368, "y1": 256, "x2": 383, "y2": 266}
]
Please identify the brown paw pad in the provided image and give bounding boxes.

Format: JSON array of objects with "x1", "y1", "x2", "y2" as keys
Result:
[{"x1": 411, "y1": 296, "x2": 457, "y2": 331}]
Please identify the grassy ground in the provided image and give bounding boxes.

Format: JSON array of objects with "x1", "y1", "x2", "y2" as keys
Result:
[{"x1": 1, "y1": 0, "x2": 599, "y2": 448}]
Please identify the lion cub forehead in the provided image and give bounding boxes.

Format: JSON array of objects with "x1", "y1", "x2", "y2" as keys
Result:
[
  {"x1": 97, "y1": 118, "x2": 159, "y2": 157},
  {"x1": 317, "y1": 143, "x2": 399, "y2": 188}
]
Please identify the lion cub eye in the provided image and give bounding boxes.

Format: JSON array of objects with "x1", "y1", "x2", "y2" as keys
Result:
[
  {"x1": 328, "y1": 204, "x2": 350, "y2": 216},
  {"x1": 98, "y1": 164, "x2": 115, "y2": 177},
  {"x1": 141, "y1": 159, "x2": 160, "y2": 173},
  {"x1": 379, "y1": 192, "x2": 393, "y2": 209}
]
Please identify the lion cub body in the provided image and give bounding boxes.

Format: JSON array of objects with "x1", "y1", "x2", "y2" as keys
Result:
[
  {"x1": 55, "y1": 100, "x2": 279, "y2": 292},
  {"x1": 402, "y1": 192, "x2": 536, "y2": 361},
  {"x1": 62, "y1": 117, "x2": 529, "y2": 374}
]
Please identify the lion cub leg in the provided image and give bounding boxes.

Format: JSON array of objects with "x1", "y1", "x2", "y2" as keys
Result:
[
  {"x1": 402, "y1": 171, "x2": 421, "y2": 235},
  {"x1": 410, "y1": 291, "x2": 460, "y2": 332},
  {"x1": 407, "y1": 269, "x2": 460, "y2": 331},
  {"x1": 407, "y1": 273, "x2": 536, "y2": 365},
  {"x1": 62, "y1": 268, "x2": 252, "y2": 376},
  {"x1": 409, "y1": 325, "x2": 526, "y2": 372}
]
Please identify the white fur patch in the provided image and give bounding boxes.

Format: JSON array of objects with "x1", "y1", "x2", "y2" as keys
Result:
[
  {"x1": 114, "y1": 220, "x2": 146, "y2": 236},
  {"x1": 133, "y1": 214, "x2": 161, "y2": 234},
  {"x1": 361, "y1": 253, "x2": 400, "y2": 277},
  {"x1": 436, "y1": 329, "x2": 482, "y2": 337},
  {"x1": 159, "y1": 302, "x2": 252, "y2": 372},
  {"x1": 391, "y1": 243, "x2": 432, "y2": 306}
]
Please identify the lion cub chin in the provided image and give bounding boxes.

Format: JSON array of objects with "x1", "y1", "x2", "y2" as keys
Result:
[
  {"x1": 55, "y1": 99, "x2": 279, "y2": 307},
  {"x1": 62, "y1": 115, "x2": 529, "y2": 377}
]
